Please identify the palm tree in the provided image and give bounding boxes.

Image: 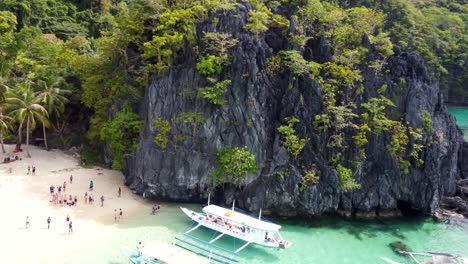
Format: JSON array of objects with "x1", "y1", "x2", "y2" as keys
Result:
[
  {"x1": 35, "y1": 79, "x2": 70, "y2": 150},
  {"x1": 0, "y1": 78, "x2": 12, "y2": 153},
  {"x1": 0, "y1": 111, "x2": 12, "y2": 153},
  {"x1": 5, "y1": 85, "x2": 48, "y2": 158}
]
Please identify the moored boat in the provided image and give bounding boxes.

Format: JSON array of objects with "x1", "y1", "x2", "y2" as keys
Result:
[
  {"x1": 123, "y1": 248, "x2": 159, "y2": 264},
  {"x1": 180, "y1": 202, "x2": 292, "y2": 253}
]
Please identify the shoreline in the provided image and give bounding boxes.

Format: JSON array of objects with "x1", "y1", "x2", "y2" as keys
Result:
[{"x1": 0, "y1": 144, "x2": 158, "y2": 263}]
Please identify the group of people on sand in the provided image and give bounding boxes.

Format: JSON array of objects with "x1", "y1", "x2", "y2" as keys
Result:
[
  {"x1": 23, "y1": 163, "x2": 145, "y2": 235},
  {"x1": 49, "y1": 176, "x2": 78, "y2": 206}
]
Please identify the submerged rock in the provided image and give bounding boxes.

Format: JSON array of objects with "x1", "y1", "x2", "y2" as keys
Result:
[
  {"x1": 389, "y1": 241, "x2": 411, "y2": 255},
  {"x1": 124, "y1": 4, "x2": 465, "y2": 218}
]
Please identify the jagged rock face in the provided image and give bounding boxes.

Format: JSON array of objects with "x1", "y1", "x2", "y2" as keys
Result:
[{"x1": 124, "y1": 6, "x2": 464, "y2": 217}]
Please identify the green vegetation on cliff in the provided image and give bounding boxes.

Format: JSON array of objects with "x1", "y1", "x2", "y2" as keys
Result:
[
  {"x1": 0, "y1": 0, "x2": 462, "y2": 188},
  {"x1": 210, "y1": 146, "x2": 258, "y2": 186}
]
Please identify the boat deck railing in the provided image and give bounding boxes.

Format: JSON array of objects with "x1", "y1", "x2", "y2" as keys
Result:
[{"x1": 232, "y1": 208, "x2": 274, "y2": 224}]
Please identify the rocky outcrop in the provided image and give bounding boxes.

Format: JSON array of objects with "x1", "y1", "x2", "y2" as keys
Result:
[{"x1": 124, "y1": 5, "x2": 465, "y2": 218}]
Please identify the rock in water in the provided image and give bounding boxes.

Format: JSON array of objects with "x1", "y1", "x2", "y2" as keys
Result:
[
  {"x1": 389, "y1": 241, "x2": 411, "y2": 255},
  {"x1": 124, "y1": 3, "x2": 465, "y2": 218}
]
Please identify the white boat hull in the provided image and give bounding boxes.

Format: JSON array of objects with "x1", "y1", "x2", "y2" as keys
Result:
[{"x1": 181, "y1": 207, "x2": 291, "y2": 249}]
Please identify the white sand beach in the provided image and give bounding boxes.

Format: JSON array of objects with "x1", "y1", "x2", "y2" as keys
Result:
[{"x1": 0, "y1": 145, "x2": 154, "y2": 263}]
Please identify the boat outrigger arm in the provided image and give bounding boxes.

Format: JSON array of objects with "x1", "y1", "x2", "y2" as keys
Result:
[
  {"x1": 234, "y1": 241, "x2": 251, "y2": 254},
  {"x1": 185, "y1": 223, "x2": 201, "y2": 234},
  {"x1": 185, "y1": 226, "x2": 250, "y2": 253},
  {"x1": 210, "y1": 233, "x2": 225, "y2": 244}
]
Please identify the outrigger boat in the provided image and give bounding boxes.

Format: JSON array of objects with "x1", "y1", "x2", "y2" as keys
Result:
[
  {"x1": 179, "y1": 197, "x2": 292, "y2": 257},
  {"x1": 382, "y1": 251, "x2": 468, "y2": 264}
]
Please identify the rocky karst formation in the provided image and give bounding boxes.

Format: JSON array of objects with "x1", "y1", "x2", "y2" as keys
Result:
[{"x1": 124, "y1": 4, "x2": 465, "y2": 218}]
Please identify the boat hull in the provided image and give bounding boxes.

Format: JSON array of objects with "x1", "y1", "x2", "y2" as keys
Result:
[{"x1": 181, "y1": 207, "x2": 291, "y2": 249}]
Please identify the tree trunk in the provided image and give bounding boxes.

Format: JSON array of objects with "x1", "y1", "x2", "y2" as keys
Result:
[
  {"x1": 43, "y1": 123, "x2": 48, "y2": 150},
  {"x1": 26, "y1": 116, "x2": 31, "y2": 158},
  {"x1": 16, "y1": 122, "x2": 23, "y2": 150},
  {"x1": 0, "y1": 129, "x2": 4, "y2": 153}
]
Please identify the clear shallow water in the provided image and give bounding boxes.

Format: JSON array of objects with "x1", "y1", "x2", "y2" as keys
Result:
[
  {"x1": 448, "y1": 106, "x2": 468, "y2": 141},
  {"x1": 63, "y1": 204, "x2": 467, "y2": 264}
]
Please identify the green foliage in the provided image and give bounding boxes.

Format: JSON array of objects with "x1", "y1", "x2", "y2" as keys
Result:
[
  {"x1": 270, "y1": 14, "x2": 290, "y2": 29},
  {"x1": 198, "y1": 79, "x2": 231, "y2": 106},
  {"x1": 339, "y1": 0, "x2": 467, "y2": 99},
  {"x1": 268, "y1": 50, "x2": 321, "y2": 78},
  {"x1": 79, "y1": 145, "x2": 102, "y2": 166},
  {"x1": 276, "y1": 168, "x2": 289, "y2": 180},
  {"x1": 244, "y1": 2, "x2": 289, "y2": 36},
  {"x1": 141, "y1": 3, "x2": 208, "y2": 73},
  {"x1": 0, "y1": 11, "x2": 17, "y2": 72},
  {"x1": 297, "y1": 0, "x2": 326, "y2": 26},
  {"x1": 266, "y1": 55, "x2": 282, "y2": 76},
  {"x1": 369, "y1": 33, "x2": 394, "y2": 59},
  {"x1": 277, "y1": 117, "x2": 309, "y2": 158},
  {"x1": 0, "y1": 0, "x2": 88, "y2": 39},
  {"x1": 152, "y1": 118, "x2": 171, "y2": 151},
  {"x1": 321, "y1": 62, "x2": 361, "y2": 87},
  {"x1": 210, "y1": 146, "x2": 258, "y2": 185},
  {"x1": 300, "y1": 169, "x2": 320, "y2": 192},
  {"x1": 244, "y1": 5, "x2": 271, "y2": 35},
  {"x1": 420, "y1": 110, "x2": 434, "y2": 135},
  {"x1": 100, "y1": 105, "x2": 142, "y2": 170},
  {"x1": 177, "y1": 112, "x2": 206, "y2": 128},
  {"x1": 202, "y1": 32, "x2": 239, "y2": 62},
  {"x1": 358, "y1": 95, "x2": 426, "y2": 174},
  {"x1": 360, "y1": 96, "x2": 396, "y2": 133},
  {"x1": 336, "y1": 164, "x2": 361, "y2": 192},
  {"x1": 196, "y1": 55, "x2": 223, "y2": 76}
]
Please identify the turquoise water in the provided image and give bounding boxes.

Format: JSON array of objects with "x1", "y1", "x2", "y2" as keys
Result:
[
  {"x1": 448, "y1": 106, "x2": 468, "y2": 141},
  {"x1": 64, "y1": 204, "x2": 467, "y2": 264}
]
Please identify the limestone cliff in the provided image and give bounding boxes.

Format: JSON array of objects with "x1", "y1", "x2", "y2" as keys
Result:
[{"x1": 124, "y1": 5, "x2": 464, "y2": 218}]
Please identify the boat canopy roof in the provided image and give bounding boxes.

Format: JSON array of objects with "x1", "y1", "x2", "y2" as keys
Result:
[{"x1": 202, "y1": 204, "x2": 282, "y2": 232}]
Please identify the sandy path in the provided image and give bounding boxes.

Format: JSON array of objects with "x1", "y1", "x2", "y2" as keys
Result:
[{"x1": 0, "y1": 145, "x2": 153, "y2": 263}]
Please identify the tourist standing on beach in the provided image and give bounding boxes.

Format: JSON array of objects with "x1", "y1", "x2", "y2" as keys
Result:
[
  {"x1": 114, "y1": 209, "x2": 118, "y2": 223},
  {"x1": 25, "y1": 216, "x2": 30, "y2": 228},
  {"x1": 63, "y1": 181, "x2": 66, "y2": 192},
  {"x1": 50, "y1": 185, "x2": 54, "y2": 195},
  {"x1": 118, "y1": 187, "x2": 121, "y2": 197},
  {"x1": 66, "y1": 214, "x2": 70, "y2": 225},
  {"x1": 27, "y1": 165, "x2": 31, "y2": 175},
  {"x1": 47, "y1": 217, "x2": 51, "y2": 229},
  {"x1": 68, "y1": 221, "x2": 73, "y2": 234},
  {"x1": 69, "y1": 175, "x2": 73, "y2": 184},
  {"x1": 119, "y1": 208, "x2": 123, "y2": 219},
  {"x1": 32, "y1": 166, "x2": 36, "y2": 176},
  {"x1": 74, "y1": 195, "x2": 78, "y2": 206},
  {"x1": 100, "y1": 195, "x2": 104, "y2": 207},
  {"x1": 84, "y1": 192, "x2": 88, "y2": 203},
  {"x1": 137, "y1": 241, "x2": 143, "y2": 256},
  {"x1": 89, "y1": 180, "x2": 94, "y2": 191}
]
